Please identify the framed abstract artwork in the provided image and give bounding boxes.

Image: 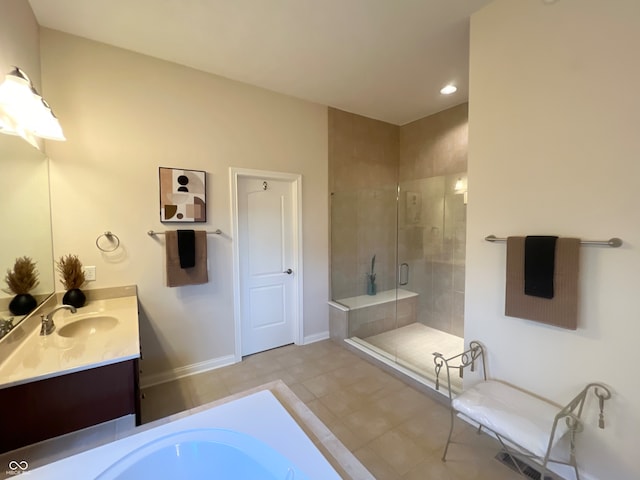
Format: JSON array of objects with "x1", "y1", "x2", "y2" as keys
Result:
[{"x1": 159, "y1": 167, "x2": 207, "y2": 222}]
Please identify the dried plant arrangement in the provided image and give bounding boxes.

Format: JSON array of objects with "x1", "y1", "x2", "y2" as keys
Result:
[
  {"x1": 4, "y1": 256, "x2": 40, "y2": 295},
  {"x1": 56, "y1": 254, "x2": 86, "y2": 290}
]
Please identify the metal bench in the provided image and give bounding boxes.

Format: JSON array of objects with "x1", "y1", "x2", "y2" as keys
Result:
[{"x1": 433, "y1": 341, "x2": 611, "y2": 480}]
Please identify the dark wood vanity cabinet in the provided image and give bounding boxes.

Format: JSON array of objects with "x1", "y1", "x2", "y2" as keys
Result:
[{"x1": 0, "y1": 358, "x2": 140, "y2": 454}]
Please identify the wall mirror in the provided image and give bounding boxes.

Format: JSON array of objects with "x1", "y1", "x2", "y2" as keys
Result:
[{"x1": 0, "y1": 134, "x2": 55, "y2": 334}]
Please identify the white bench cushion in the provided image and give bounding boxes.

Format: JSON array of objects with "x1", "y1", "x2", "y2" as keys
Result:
[{"x1": 452, "y1": 380, "x2": 569, "y2": 458}]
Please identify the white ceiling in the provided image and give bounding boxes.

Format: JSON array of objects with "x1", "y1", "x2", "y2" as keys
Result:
[{"x1": 28, "y1": 0, "x2": 492, "y2": 125}]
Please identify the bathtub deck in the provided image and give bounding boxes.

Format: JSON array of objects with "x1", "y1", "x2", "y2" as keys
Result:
[{"x1": 22, "y1": 382, "x2": 371, "y2": 480}]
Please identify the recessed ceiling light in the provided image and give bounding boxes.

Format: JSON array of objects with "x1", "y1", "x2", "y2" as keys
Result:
[{"x1": 440, "y1": 84, "x2": 457, "y2": 95}]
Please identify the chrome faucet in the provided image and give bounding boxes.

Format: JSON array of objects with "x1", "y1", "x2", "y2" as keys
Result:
[{"x1": 40, "y1": 305, "x2": 77, "y2": 336}]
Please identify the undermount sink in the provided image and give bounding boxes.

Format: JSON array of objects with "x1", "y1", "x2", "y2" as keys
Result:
[{"x1": 58, "y1": 315, "x2": 119, "y2": 338}]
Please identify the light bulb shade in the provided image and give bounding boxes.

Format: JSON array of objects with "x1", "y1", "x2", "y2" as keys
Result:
[
  {"x1": 440, "y1": 84, "x2": 457, "y2": 95},
  {"x1": 0, "y1": 67, "x2": 65, "y2": 143},
  {"x1": 0, "y1": 108, "x2": 19, "y2": 135},
  {"x1": 31, "y1": 95, "x2": 65, "y2": 140}
]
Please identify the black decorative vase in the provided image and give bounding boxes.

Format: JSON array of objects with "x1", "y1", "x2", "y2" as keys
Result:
[
  {"x1": 62, "y1": 288, "x2": 86, "y2": 308},
  {"x1": 8, "y1": 293, "x2": 37, "y2": 315}
]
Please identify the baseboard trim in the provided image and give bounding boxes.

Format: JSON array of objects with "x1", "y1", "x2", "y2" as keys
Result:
[
  {"x1": 140, "y1": 354, "x2": 237, "y2": 388},
  {"x1": 141, "y1": 333, "x2": 331, "y2": 388},
  {"x1": 303, "y1": 331, "x2": 329, "y2": 344}
]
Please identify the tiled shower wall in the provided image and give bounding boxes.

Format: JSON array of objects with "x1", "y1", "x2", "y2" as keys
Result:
[
  {"x1": 398, "y1": 104, "x2": 468, "y2": 336},
  {"x1": 329, "y1": 109, "x2": 399, "y2": 300},
  {"x1": 329, "y1": 104, "x2": 468, "y2": 336},
  {"x1": 397, "y1": 175, "x2": 467, "y2": 336}
]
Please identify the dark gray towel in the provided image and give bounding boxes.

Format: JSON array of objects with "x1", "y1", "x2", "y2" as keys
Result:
[
  {"x1": 177, "y1": 230, "x2": 196, "y2": 268},
  {"x1": 524, "y1": 236, "x2": 557, "y2": 298}
]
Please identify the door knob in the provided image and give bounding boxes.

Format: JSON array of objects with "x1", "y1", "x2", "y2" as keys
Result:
[{"x1": 284, "y1": 269, "x2": 293, "y2": 274}]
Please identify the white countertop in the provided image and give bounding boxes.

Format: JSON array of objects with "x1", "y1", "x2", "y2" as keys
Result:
[{"x1": 0, "y1": 294, "x2": 140, "y2": 389}]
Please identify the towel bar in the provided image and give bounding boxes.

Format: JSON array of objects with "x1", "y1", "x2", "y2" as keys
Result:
[
  {"x1": 484, "y1": 235, "x2": 622, "y2": 247},
  {"x1": 148, "y1": 229, "x2": 222, "y2": 236}
]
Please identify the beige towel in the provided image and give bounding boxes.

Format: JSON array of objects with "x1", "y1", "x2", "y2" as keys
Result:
[
  {"x1": 165, "y1": 230, "x2": 208, "y2": 287},
  {"x1": 505, "y1": 236, "x2": 580, "y2": 329}
]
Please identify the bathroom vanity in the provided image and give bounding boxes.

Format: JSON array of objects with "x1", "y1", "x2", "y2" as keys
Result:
[{"x1": 0, "y1": 287, "x2": 140, "y2": 453}]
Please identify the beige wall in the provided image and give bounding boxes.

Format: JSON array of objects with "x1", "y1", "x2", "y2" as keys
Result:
[
  {"x1": 468, "y1": 1, "x2": 640, "y2": 479},
  {"x1": 0, "y1": 0, "x2": 40, "y2": 89},
  {"x1": 40, "y1": 29, "x2": 329, "y2": 384}
]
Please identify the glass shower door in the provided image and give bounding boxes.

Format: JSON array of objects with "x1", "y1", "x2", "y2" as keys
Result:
[
  {"x1": 330, "y1": 173, "x2": 466, "y2": 388},
  {"x1": 395, "y1": 174, "x2": 466, "y2": 385},
  {"x1": 330, "y1": 185, "x2": 400, "y2": 365}
]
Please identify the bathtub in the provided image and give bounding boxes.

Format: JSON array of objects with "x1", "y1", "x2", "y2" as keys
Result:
[
  {"x1": 95, "y1": 428, "x2": 309, "y2": 479},
  {"x1": 26, "y1": 390, "x2": 342, "y2": 479}
]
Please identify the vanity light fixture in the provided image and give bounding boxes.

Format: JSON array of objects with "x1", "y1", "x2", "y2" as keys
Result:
[
  {"x1": 0, "y1": 66, "x2": 65, "y2": 146},
  {"x1": 440, "y1": 84, "x2": 457, "y2": 95}
]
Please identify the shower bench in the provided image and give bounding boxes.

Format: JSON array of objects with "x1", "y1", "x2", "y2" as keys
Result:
[
  {"x1": 433, "y1": 341, "x2": 611, "y2": 480},
  {"x1": 328, "y1": 288, "x2": 418, "y2": 342}
]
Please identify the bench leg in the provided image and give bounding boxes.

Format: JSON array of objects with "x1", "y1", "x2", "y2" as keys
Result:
[
  {"x1": 570, "y1": 427, "x2": 581, "y2": 480},
  {"x1": 540, "y1": 459, "x2": 575, "y2": 480},
  {"x1": 569, "y1": 433, "x2": 580, "y2": 480},
  {"x1": 540, "y1": 464, "x2": 548, "y2": 480},
  {"x1": 538, "y1": 461, "x2": 578, "y2": 480},
  {"x1": 495, "y1": 434, "x2": 528, "y2": 478},
  {"x1": 441, "y1": 409, "x2": 456, "y2": 461},
  {"x1": 540, "y1": 422, "x2": 580, "y2": 480},
  {"x1": 441, "y1": 415, "x2": 485, "y2": 462}
]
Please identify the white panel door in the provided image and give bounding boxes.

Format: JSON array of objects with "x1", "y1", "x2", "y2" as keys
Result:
[{"x1": 238, "y1": 176, "x2": 296, "y2": 356}]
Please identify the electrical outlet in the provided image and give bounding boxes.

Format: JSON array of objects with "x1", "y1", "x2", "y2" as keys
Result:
[{"x1": 84, "y1": 266, "x2": 96, "y2": 281}]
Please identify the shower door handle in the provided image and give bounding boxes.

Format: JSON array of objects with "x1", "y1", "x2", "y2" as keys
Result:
[{"x1": 399, "y1": 263, "x2": 409, "y2": 286}]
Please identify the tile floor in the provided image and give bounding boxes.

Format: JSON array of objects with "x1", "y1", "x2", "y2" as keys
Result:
[{"x1": 141, "y1": 340, "x2": 522, "y2": 480}]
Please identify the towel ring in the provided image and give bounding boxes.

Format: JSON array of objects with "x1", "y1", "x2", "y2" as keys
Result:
[{"x1": 96, "y1": 231, "x2": 120, "y2": 252}]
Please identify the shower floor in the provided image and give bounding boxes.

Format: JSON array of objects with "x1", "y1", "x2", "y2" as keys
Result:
[{"x1": 352, "y1": 323, "x2": 464, "y2": 391}]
